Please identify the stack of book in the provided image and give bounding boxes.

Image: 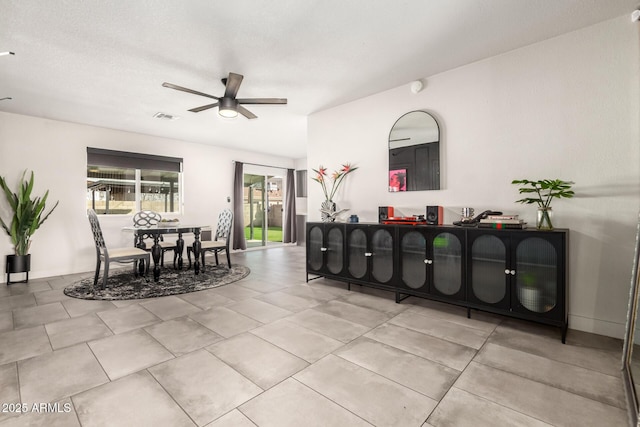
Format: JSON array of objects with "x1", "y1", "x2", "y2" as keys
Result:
[{"x1": 478, "y1": 214, "x2": 527, "y2": 229}]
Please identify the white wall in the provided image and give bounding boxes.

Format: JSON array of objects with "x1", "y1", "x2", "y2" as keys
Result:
[
  {"x1": 307, "y1": 15, "x2": 640, "y2": 338},
  {"x1": 0, "y1": 111, "x2": 294, "y2": 281}
]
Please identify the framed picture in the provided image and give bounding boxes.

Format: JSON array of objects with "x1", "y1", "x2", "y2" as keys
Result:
[{"x1": 389, "y1": 169, "x2": 407, "y2": 192}]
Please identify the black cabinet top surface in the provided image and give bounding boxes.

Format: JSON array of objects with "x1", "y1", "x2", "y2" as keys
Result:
[{"x1": 307, "y1": 221, "x2": 568, "y2": 233}]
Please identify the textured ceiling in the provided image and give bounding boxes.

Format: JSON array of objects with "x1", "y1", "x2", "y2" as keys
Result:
[{"x1": 0, "y1": 0, "x2": 635, "y2": 158}]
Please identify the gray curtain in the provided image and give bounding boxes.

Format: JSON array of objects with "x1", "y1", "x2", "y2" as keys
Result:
[
  {"x1": 283, "y1": 168, "x2": 297, "y2": 243},
  {"x1": 232, "y1": 161, "x2": 246, "y2": 250}
]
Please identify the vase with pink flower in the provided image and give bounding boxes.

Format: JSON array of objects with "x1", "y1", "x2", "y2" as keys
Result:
[{"x1": 312, "y1": 163, "x2": 358, "y2": 222}]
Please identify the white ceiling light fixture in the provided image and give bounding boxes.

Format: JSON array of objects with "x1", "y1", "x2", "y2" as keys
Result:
[
  {"x1": 410, "y1": 80, "x2": 424, "y2": 94},
  {"x1": 0, "y1": 52, "x2": 15, "y2": 57}
]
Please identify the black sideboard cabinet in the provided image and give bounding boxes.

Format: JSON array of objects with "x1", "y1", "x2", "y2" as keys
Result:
[{"x1": 306, "y1": 222, "x2": 569, "y2": 342}]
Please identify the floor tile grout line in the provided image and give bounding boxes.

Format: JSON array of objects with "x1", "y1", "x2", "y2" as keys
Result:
[
  {"x1": 144, "y1": 367, "x2": 200, "y2": 427},
  {"x1": 485, "y1": 328, "x2": 623, "y2": 377},
  {"x1": 331, "y1": 350, "x2": 452, "y2": 403},
  {"x1": 202, "y1": 347, "x2": 270, "y2": 394},
  {"x1": 402, "y1": 303, "x2": 503, "y2": 334},
  {"x1": 68, "y1": 394, "x2": 83, "y2": 427},
  {"x1": 84, "y1": 341, "x2": 112, "y2": 387},
  {"x1": 469, "y1": 345, "x2": 627, "y2": 410},
  {"x1": 224, "y1": 298, "x2": 296, "y2": 324},
  {"x1": 427, "y1": 385, "x2": 555, "y2": 427},
  {"x1": 287, "y1": 375, "x2": 376, "y2": 427},
  {"x1": 245, "y1": 325, "x2": 345, "y2": 365},
  {"x1": 478, "y1": 339, "x2": 626, "y2": 381},
  {"x1": 362, "y1": 325, "x2": 476, "y2": 374},
  {"x1": 187, "y1": 305, "x2": 266, "y2": 338},
  {"x1": 275, "y1": 308, "x2": 378, "y2": 343},
  {"x1": 385, "y1": 316, "x2": 489, "y2": 351},
  {"x1": 214, "y1": 330, "x2": 311, "y2": 368},
  {"x1": 460, "y1": 359, "x2": 627, "y2": 414}
]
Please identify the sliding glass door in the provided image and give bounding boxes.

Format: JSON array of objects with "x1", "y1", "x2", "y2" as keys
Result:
[{"x1": 243, "y1": 170, "x2": 284, "y2": 248}]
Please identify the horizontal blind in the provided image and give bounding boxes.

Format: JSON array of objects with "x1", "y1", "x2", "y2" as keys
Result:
[{"x1": 87, "y1": 147, "x2": 183, "y2": 172}]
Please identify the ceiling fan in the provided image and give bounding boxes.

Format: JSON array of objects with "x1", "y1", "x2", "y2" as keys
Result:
[{"x1": 162, "y1": 72, "x2": 287, "y2": 119}]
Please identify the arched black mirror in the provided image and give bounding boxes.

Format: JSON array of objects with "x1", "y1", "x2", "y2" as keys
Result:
[{"x1": 388, "y1": 110, "x2": 440, "y2": 191}]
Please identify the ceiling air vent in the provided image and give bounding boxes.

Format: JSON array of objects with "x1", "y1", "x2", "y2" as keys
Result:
[{"x1": 153, "y1": 112, "x2": 180, "y2": 121}]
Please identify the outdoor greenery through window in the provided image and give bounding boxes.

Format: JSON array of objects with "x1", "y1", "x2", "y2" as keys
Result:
[{"x1": 87, "y1": 148, "x2": 182, "y2": 215}]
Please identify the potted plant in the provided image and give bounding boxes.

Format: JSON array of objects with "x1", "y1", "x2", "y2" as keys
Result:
[
  {"x1": 0, "y1": 170, "x2": 59, "y2": 284},
  {"x1": 511, "y1": 179, "x2": 574, "y2": 229},
  {"x1": 311, "y1": 163, "x2": 358, "y2": 222}
]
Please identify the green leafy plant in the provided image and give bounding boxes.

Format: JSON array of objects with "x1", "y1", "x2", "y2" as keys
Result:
[
  {"x1": 511, "y1": 179, "x2": 575, "y2": 209},
  {"x1": 0, "y1": 171, "x2": 59, "y2": 256},
  {"x1": 512, "y1": 179, "x2": 574, "y2": 229}
]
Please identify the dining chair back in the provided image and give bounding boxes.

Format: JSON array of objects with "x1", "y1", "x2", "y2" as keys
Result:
[
  {"x1": 132, "y1": 210, "x2": 176, "y2": 266},
  {"x1": 132, "y1": 210, "x2": 162, "y2": 245},
  {"x1": 88, "y1": 209, "x2": 150, "y2": 289}
]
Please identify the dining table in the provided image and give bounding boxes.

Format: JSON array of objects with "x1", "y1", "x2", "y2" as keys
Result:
[{"x1": 122, "y1": 224, "x2": 208, "y2": 282}]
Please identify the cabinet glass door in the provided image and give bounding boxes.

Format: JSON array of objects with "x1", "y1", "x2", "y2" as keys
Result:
[
  {"x1": 432, "y1": 232, "x2": 463, "y2": 297},
  {"x1": 308, "y1": 225, "x2": 323, "y2": 271},
  {"x1": 470, "y1": 234, "x2": 508, "y2": 306},
  {"x1": 401, "y1": 231, "x2": 426, "y2": 289},
  {"x1": 348, "y1": 228, "x2": 367, "y2": 279},
  {"x1": 371, "y1": 229, "x2": 394, "y2": 283},
  {"x1": 514, "y1": 237, "x2": 557, "y2": 314},
  {"x1": 326, "y1": 227, "x2": 344, "y2": 274}
]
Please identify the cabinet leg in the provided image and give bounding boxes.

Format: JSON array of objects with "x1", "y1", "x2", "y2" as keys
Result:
[
  {"x1": 395, "y1": 293, "x2": 410, "y2": 303},
  {"x1": 561, "y1": 323, "x2": 568, "y2": 344},
  {"x1": 467, "y1": 308, "x2": 471, "y2": 319},
  {"x1": 348, "y1": 282, "x2": 351, "y2": 291}
]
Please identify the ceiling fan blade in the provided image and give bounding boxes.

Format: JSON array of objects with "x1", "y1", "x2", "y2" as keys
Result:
[
  {"x1": 188, "y1": 102, "x2": 219, "y2": 113},
  {"x1": 224, "y1": 73, "x2": 243, "y2": 98},
  {"x1": 237, "y1": 98, "x2": 287, "y2": 105},
  {"x1": 162, "y1": 82, "x2": 219, "y2": 100},
  {"x1": 237, "y1": 105, "x2": 257, "y2": 119}
]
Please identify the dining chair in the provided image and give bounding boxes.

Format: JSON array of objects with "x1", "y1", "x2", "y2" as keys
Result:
[
  {"x1": 87, "y1": 209, "x2": 150, "y2": 289},
  {"x1": 133, "y1": 210, "x2": 176, "y2": 266},
  {"x1": 188, "y1": 209, "x2": 233, "y2": 269}
]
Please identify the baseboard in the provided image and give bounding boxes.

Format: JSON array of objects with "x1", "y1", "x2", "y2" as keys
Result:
[{"x1": 568, "y1": 313, "x2": 626, "y2": 339}]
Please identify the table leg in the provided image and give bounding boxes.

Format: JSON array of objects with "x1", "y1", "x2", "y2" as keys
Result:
[
  {"x1": 152, "y1": 235, "x2": 161, "y2": 281},
  {"x1": 136, "y1": 235, "x2": 147, "y2": 276},
  {"x1": 193, "y1": 228, "x2": 202, "y2": 275},
  {"x1": 175, "y1": 231, "x2": 185, "y2": 270}
]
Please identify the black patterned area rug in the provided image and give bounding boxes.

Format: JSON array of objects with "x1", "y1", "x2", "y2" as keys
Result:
[{"x1": 63, "y1": 265, "x2": 250, "y2": 300}]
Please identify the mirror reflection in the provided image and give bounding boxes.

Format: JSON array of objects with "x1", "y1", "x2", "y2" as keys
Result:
[{"x1": 388, "y1": 110, "x2": 440, "y2": 191}]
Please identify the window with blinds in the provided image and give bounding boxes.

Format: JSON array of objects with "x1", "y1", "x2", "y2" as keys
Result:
[{"x1": 86, "y1": 148, "x2": 183, "y2": 215}]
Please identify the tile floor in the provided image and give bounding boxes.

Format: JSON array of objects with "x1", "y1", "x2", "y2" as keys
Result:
[{"x1": 0, "y1": 246, "x2": 627, "y2": 426}]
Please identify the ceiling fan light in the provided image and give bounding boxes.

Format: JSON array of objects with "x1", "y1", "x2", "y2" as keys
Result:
[
  {"x1": 219, "y1": 107, "x2": 238, "y2": 118},
  {"x1": 219, "y1": 97, "x2": 238, "y2": 118}
]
